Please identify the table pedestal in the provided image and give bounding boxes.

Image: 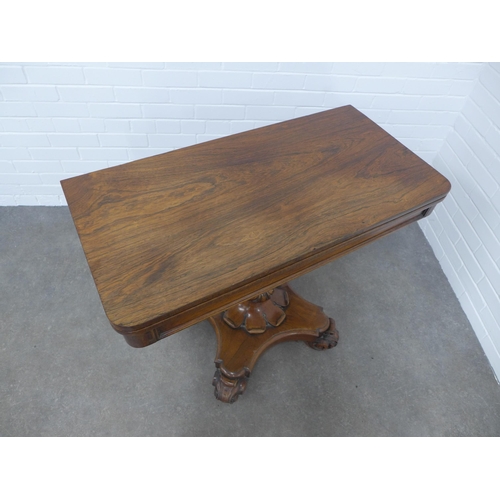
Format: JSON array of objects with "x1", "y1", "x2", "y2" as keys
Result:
[{"x1": 208, "y1": 284, "x2": 338, "y2": 403}]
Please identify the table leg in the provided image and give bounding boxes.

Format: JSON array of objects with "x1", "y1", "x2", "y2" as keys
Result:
[{"x1": 208, "y1": 284, "x2": 339, "y2": 403}]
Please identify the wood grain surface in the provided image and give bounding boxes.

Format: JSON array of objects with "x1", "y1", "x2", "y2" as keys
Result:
[{"x1": 61, "y1": 105, "x2": 451, "y2": 340}]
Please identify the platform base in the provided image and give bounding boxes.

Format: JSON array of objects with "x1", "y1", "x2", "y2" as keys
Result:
[{"x1": 208, "y1": 284, "x2": 339, "y2": 403}]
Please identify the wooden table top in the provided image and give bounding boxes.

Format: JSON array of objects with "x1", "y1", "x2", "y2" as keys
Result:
[{"x1": 61, "y1": 105, "x2": 450, "y2": 337}]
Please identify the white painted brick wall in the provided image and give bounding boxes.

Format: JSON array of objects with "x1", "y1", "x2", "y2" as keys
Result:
[
  {"x1": 0, "y1": 62, "x2": 481, "y2": 206},
  {"x1": 420, "y1": 63, "x2": 500, "y2": 381},
  {"x1": 2, "y1": 62, "x2": 499, "y2": 379}
]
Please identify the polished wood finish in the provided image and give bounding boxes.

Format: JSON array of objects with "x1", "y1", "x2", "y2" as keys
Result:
[
  {"x1": 61, "y1": 105, "x2": 450, "y2": 403},
  {"x1": 210, "y1": 284, "x2": 338, "y2": 403},
  {"x1": 61, "y1": 105, "x2": 450, "y2": 348}
]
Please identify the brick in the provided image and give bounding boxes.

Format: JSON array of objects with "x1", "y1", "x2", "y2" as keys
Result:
[
  {"x1": 57, "y1": 86, "x2": 115, "y2": 102},
  {"x1": 180, "y1": 120, "x2": 205, "y2": 134},
  {"x1": 279, "y1": 62, "x2": 333, "y2": 74},
  {"x1": 0, "y1": 160, "x2": 15, "y2": 173},
  {"x1": 0, "y1": 66, "x2": 26, "y2": 83},
  {"x1": 104, "y1": 120, "x2": 130, "y2": 132},
  {"x1": 418, "y1": 96, "x2": 466, "y2": 111},
  {"x1": 480, "y1": 307, "x2": 500, "y2": 348},
  {"x1": 387, "y1": 111, "x2": 438, "y2": 125},
  {"x1": 464, "y1": 128, "x2": 499, "y2": 183},
  {"x1": 230, "y1": 121, "x2": 255, "y2": 134},
  {"x1": 223, "y1": 89, "x2": 273, "y2": 105},
  {"x1": 457, "y1": 292, "x2": 487, "y2": 338},
  {"x1": 143, "y1": 70, "x2": 197, "y2": 88},
  {"x1": 474, "y1": 246, "x2": 500, "y2": 295},
  {"x1": 149, "y1": 134, "x2": 195, "y2": 148},
  {"x1": 35, "y1": 102, "x2": 89, "y2": 117},
  {"x1": 80, "y1": 119, "x2": 106, "y2": 132},
  {"x1": 14, "y1": 195, "x2": 39, "y2": 205},
  {"x1": 438, "y1": 253, "x2": 465, "y2": 297},
  {"x1": 199, "y1": 71, "x2": 252, "y2": 88},
  {"x1": 0, "y1": 184, "x2": 23, "y2": 195},
  {"x1": 206, "y1": 121, "x2": 230, "y2": 135},
  {"x1": 52, "y1": 119, "x2": 81, "y2": 132},
  {"x1": 473, "y1": 213, "x2": 500, "y2": 260},
  {"x1": 465, "y1": 156, "x2": 498, "y2": 198},
  {"x1": 479, "y1": 64, "x2": 500, "y2": 100},
  {"x1": 294, "y1": 107, "x2": 327, "y2": 118},
  {"x1": 0, "y1": 133, "x2": 50, "y2": 147},
  {"x1": 195, "y1": 105, "x2": 245, "y2": 120},
  {"x1": 438, "y1": 204, "x2": 461, "y2": 244},
  {"x1": 442, "y1": 191, "x2": 459, "y2": 217},
  {"x1": 131, "y1": 120, "x2": 156, "y2": 133},
  {"x1": 431, "y1": 63, "x2": 482, "y2": 80},
  {"x1": 273, "y1": 91, "x2": 324, "y2": 107},
  {"x1": 61, "y1": 161, "x2": 108, "y2": 173},
  {"x1": 14, "y1": 161, "x2": 63, "y2": 173},
  {"x1": 26, "y1": 118, "x2": 55, "y2": 132},
  {"x1": 0, "y1": 102, "x2": 36, "y2": 116},
  {"x1": 331, "y1": 62, "x2": 384, "y2": 76},
  {"x1": 108, "y1": 63, "x2": 165, "y2": 69},
  {"x1": 25, "y1": 66, "x2": 85, "y2": 84},
  {"x1": 156, "y1": 120, "x2": 181, "y2": 134},
  {"x1": 1, "y1": 86, "x2": 59, "y2": 101},
  {"x1": 470, "y1": 84, "x2": 500, "y2": 130},
  {"x1": 142, "y1": 104, "x2": 193, "y2": 119},
  {"x1": 89, "y1": 103, "x2": 140, "y2": 118},
  {"x1": 371, "y1": 95, "x2": 421, "y2": 110},
  {"x1": 79, "y1": 148, "x2": 129, "y2": 160},
  {"x1": 98, "y1": 134, "x2": 148, "y2": 147},
  {"x1": 485, "y1": 126, "x2": 500, "y2": 158},
  {"x1": 381, "y1": 62, "x2": 435, "y2": 78},
  {"x1": 21, "y1": 185, "x2": 63, "y2": 195},
  {"x1": 170, "y1": 89, "x2": 222, "y2": 104},
  {"x1": 36, "y1": 195, "x2": 63, "y2": 205},
  {"x1": 462, "y1": 100, "x2": 492, "y2": 137},
  {"x1": 457, "y1": 265, "x2": 485, "y2": 310},
  {"x1": 304, "y1": 75, "x2": 356, "y2": 92},
  {"x1": 164, "y1": 63, "x2": 222, "y2": 70},
  {"x1": 0, "y1": 173, "x2": 42, "y2": 184},
  {"x1": 447, "y1": 132, "x2": 473, "y2": 165},
  {"x1": 252, "y1": 73, "x2": 305, "y2": 90},
  {"x1": 359, "y1": 109, "x2": 390, "y2": 124},
  {"x1": 127, "y1": 148, "x2": 170, "y2": 161},
  {"x1": 423, "y1": 222, "x2": 444, "y2": 259},
  {"x1": 477, "y1": 277, "x2": 500, "y2": 327},
  {"x1": 440, "y1": 231, "x2": 463, "y2": 271},
  {"x1": 84, "y1": 68, "x2": 141, "y2": 86},
  {"x1": 453, "y1": 210, "x2": 481, "y2": 251},
  {"x1": 467, "y1": 185, "x2": 500, "y2": 230},
  {"x1": 49, "y1": 134, "x2": 100, "y2": 147},
  {"x1": 402, "y1": 79, "x2": 453, "y2": 96},
  {"x1": 453, "y1": 114, "x2": 470, "y2": 137},
  {"x1": 29, "y1": 148, "x2": 80, "y2": 160},
  {"x1": 244, "y1": 106, "x2": 295, "y2": 121},
  {"x1": 0, "y1": 118, "x2": 29, "y2": 131},
  {"x1": 223, "y1": 62, "x2": 278, "y2": 72},
  {"x1": 354, "y1": 77, "x2": 405, "y2": 94},
  {"x1": 456, "y1": 238, "x2": 484, "y2": 282},
  {"x1": 40, "y1": 172, "x2": 72, "y2": 184},
  {"x1": 449, "y1": 80, "x2": 476, "y2": 97},
  {"x1": 1, "y1": 148, "x2": 31, "y2": 159},
  {"x1": 324, "y1": 93, "x2": 374, "y2": 109},
  {"x1": 114, "y1": 87, "x2": 170, "y2": 103}
]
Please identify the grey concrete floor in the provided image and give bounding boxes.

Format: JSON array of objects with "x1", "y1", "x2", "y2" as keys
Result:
[{"x1": 1, "y1": 206, "x2": 500, "y2": 436}]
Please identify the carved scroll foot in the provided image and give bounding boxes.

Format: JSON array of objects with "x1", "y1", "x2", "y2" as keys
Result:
[
  {"x1": 212, "y1": 368, "x2": 249, "y2": 404},
  {"x1": 208, "y1": 284, "x2": 339, "y2": 404},
  {"x1": 306, "y1": 318, "x2": 339, "y2": 350}
]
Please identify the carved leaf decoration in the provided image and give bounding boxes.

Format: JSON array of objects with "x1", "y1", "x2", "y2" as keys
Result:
[{"x1": 222, "y1": 287, "x2": 289, "y2": 334}]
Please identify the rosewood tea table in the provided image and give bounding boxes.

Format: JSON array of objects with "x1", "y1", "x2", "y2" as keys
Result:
[{"x1": 61, "y1": 105, "x2": 451, "y2": 403}]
